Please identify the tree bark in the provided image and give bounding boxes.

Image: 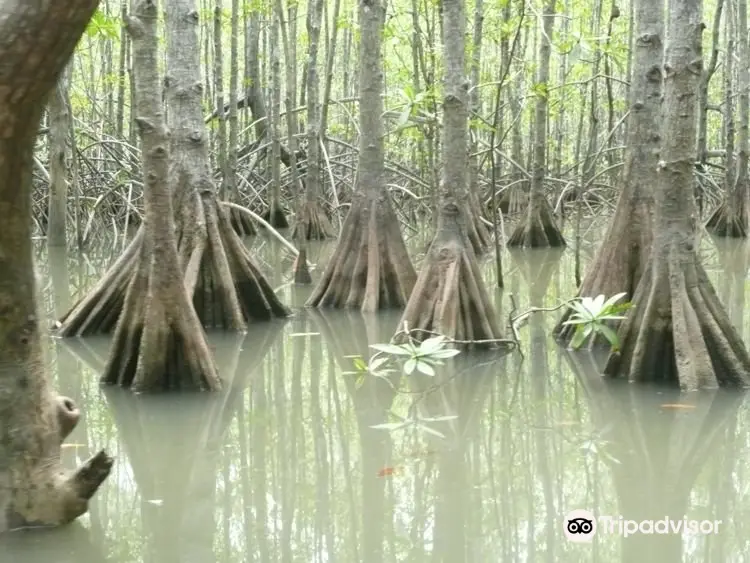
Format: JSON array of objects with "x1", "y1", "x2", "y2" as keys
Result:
[
  {"x1": 395, "y1": 0, "x2": 502, "y2": 346},
  {"x1": 604, "y1": 0, "x2": 750, "y2": 390},
  {"x1": 306, "y1": 0, "x2": 416, "y2": 311},
  {"x1": 291, "y1": 0, "x2": 334, "y2": 241},
  {"x1": 55, "y1": 0, "x2": 291, "y2": 338},
  {"x1": 102, "y1": 0, "x2": 220, "y2": 392},
  {"x1": 507, "y1": 0, "x2": 566, "y2": 248},
  {"x1": 554, "y1": 0, "x2": 661, "y2": 345},
  {"x1": 0, "y1": 0, "x2": 112, "y2": 530},
  {"x1": 706, "y1": 0, "x2": 750, "y2": 237}
]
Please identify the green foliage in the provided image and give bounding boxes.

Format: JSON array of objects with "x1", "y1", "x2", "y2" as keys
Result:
[
  {"x1": 342, "y1": 331, "x2": 462, "y2": 439},
  {"x1": 370, "y1": 335, "x2": 461, "y2": 377},
  {"x1": 86, "y1": 8, "x2": 119, "y2": 40},
  {"x1": 562, "y1": 293, "x2": 633, "y2": 352}
]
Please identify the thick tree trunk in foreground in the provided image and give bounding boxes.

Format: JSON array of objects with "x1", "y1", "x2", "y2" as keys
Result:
[
  {"x1": 103, "y1": 0, "x2": 220, "y2": 391},
  {"x1": 554, "y1": 0, "x2": 661, "y2": 344},
  {"x1": 306, "y1": 0, "x2": 416, "y2": 311},
  {"x1": 604, "y1": 0, "x2": 750, "y2": 390},
  {"x1": 396, "y1": 0, "x2": 502, "y2": 346},
  {"x1": 55, "y1": 0, "x2": 290, "y2": 338},
  {"x1": 291, "y1": 0, "x2": 334, "y2": 241},
  {"x1": 706, "y1": 0, "x2": 750, "y2": 237},
  {"x1": 507, "y1": 0, "x2": 565, "y2": 248},
  {"x1": 0, "y1": 0, "x2": 112, "y2": 530}
]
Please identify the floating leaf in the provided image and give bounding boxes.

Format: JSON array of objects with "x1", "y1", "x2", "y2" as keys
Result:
[
  {"x1": 659, "y1": 404, "x2": 697, "y2": 410},
  {"x1": 289, "y1": 332, "x2": 320, "y2": 337}
]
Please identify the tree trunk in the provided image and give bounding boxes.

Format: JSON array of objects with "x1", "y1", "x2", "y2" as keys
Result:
[
  {"x1": 47, "y1": 68, "x2": 73, "y2": 248},
  {"x1": 306, "y1": 0, "x2": 416, "y2": 311},
  {"x1": 604, "y1": 0, "x2": 750, "y2": 390},
  {"x1": 706, "y1": 0, "x2": 750, "y2": 237},
  {"x1": 554, "y1": 0, "x2": 661, "y2": 345},
  {"x1": 55, "y1": 0, "x2": 290, "y2": 338},
  {"x1": 395, "y1": 0, "x2": 502, "y2": 346},
  {"x1": 102, "y1": 0, "x2": 220, "y2": 391},
  {"x1": 265, "y1": 13, "x2": 289, "y2": 228},
  {"x1": 507, "y1": 0, "x2": 565, "y2": 248},
  {"x1": 0, "y1": 0, "x2": 112, "y2": 531},
  {"x1": 291, "y1": 0, "x2": 334, "y2": 240}
]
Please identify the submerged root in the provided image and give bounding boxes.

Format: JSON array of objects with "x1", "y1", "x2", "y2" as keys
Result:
[
  {"x1": 397, "y1": 203, "x2": 503, "y2": 348},
  {"x1": 306, "y1": 191, "x2": 416, "y2": 311},
  {"x1": 507, "y1": 195, "x2": 566, "y2": 248},
  {"x1": 705, "y1": 200, "x2": 748, "y2": 238},
  {"x1": 102, "y1": 244, "x2": 220, "y2": 392},
  {"x1": 604, "y1": 244, "x2": 750, "y2": 390},
  {"x1": 228, "y1": 206, "x2": 256, "y2": 237},
  {"x1": 262, "y1": 202, "x2": 289, "y2": 229},
  {"x1": 56, "y1": 196, "x2": 289, "y2": 337},
  {"x1": 291, "y1": 200, "x2": 335, "y2": 240}
]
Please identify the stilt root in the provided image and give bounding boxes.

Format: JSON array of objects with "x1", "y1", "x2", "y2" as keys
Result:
[
  {"x1": 604, "y1": 245, "x2": 750, "y2": 390},
  {"x1": 507, "y1": 194, "x2": 566, "y2": 248},
  {"x1": 306, "y1": 191, "x2": 416, "y2": 311}
]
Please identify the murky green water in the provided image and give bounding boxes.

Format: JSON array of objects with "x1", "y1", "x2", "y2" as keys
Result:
[{"x1": 4, "y1": 220, "x2": 750, "y2": 562}]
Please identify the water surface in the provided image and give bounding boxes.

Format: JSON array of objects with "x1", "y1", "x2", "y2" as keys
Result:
[{"x1": 4, "y1": 221, "x2": 750, "y2": 562}]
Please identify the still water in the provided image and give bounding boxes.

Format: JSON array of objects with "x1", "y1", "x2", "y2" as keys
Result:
[{"x1": 3, "y1": 221, "x2": 750, "y2": 562}]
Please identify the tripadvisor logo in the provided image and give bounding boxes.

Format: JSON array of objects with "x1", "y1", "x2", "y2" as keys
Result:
[{"x1": 564, "y1": 510, "x2": 722, "y2": 542}]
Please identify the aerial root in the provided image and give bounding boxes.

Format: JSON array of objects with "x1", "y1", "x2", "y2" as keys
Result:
[
  {"x1": 55, "y1": 229, "x2": 144, "y2": 336},
  {"x1": 262, "y1": 202, "x2": 289, "y2": 229},
  {"x1": 604, "y1": 252, "x2": 750, "y2": 390},
  {"x1": 507, "y1": 196, "x2": 566, "y2": 248},
  {"x1": 291, "y1": 200, "x2": 335, "y2": 240},
  {"x1": 228, "y1": 205, "x2": 256, "y2": 236},
  {"x1": 293, "y1": 246, "x2": 312, "y2": 285},
  {"x1": 397, "y1": 233, "x2": 502, "y2": 348},
  {"x1": 705, "y1": 200, "x2": 748, "y2": 238},
  {"x1": 307, "y1": 192, "x2": 416, "y2": 311}
]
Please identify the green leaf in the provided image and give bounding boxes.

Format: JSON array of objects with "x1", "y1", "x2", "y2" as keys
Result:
[
  {"x1": 602, "y1": 292, "x2": 628, "y2": 310},
  {"x1": 355, "y1": 373, "x2": 366, "y2": 389},
  {"x1": 570, "y1": 326, "x2": 587, "y2": 349},
  {"x1": 370, "y1": 343, "x2": 413, "y2": 356},
  {"x1": 561, "y1": 318, "x2": 589, "y2": 326},
  {"x1": 416, "y1": 424, "x2": 446, "y2": 439},
  {"x1": 353, "y1": 357, "x2": 368, "y2": 371},
  {"x1": 396, "y1": 103, "x2": 411, "y2": 128},
  {"x1": 370, "y1": 421, "x2": 411, "y2": 432},
  {"x1": 415, "y1": 361, "x2": 435, "y2": 376},
  {"x1": 429, "y1": 347, "x2": 461, "y2": 359},
  {"x1": 418, "y1": 335, "x2": 446, "y2": 355},
  {"x1": 404, "y1": 358, "x2": 417, "y2": 375},
  {"x1": 369, "y1": 356, "x2": 389, "y2": 372},
  {"x1": 596, "y1": 323, "x2": 621, "y2": 351},
  {"x1": 420, "y1": 415, "x2": 458, "y2": 422},
  {"x1": 569, "y1": 301, "x2": 594, "y2": 320}
]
